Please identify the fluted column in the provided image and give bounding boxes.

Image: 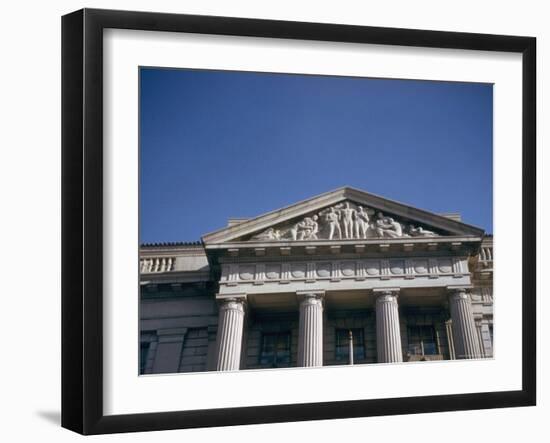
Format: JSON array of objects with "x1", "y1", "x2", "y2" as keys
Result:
[
  {"x1": 375, "y1": 289, "x2": 403, "y2": 363},
  {"x1": 215, "y1": 296, "x2": 246, "y2": 371},
  {"x1": 448, "y1": 288, "x2": 482, "y2": 359},
  {"x1": 297, "y1": 292, "x2": 324, "y2": 367}
]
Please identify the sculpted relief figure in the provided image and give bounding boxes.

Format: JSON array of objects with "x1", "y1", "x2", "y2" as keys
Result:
[
  {"x1": 291, "y1": 215, "x2": 319, "y2": 240},
  {"x1": 375, "y1": 212, "x2": 403, "y2": 238},
  {"x1": 304, "y1": 215, "x2": 320, "y2": 240},
  {"x1": 325, "y1": 207, "x2": 343, "y2": 240},
  {"x1": 341, "y1": 202, "x2": 356, "y2": 239},
  {"x1": 355, "y1": 206, "x2": 373, "y2": 239},
  {"x1": 409, "y1": 225, "x2": 437, "y2": 237},
  {"x1": 252, "y1": 227, "x2": 282, "y2": 241},
  {"x1": 249, "y1": 202, "x2": 441, "y2": 242}
]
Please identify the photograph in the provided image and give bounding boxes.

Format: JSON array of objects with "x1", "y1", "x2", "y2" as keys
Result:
[{"x1": 138, "y1": 68, "x2": 494, "y2": 375}]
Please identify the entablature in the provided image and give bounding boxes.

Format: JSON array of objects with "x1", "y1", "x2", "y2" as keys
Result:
[
  {"x1": 219, "y1": 254, "x2": 471, "y2": 296},
  {"x1": 206, "y1": 235, "x2": 482, "y2": 263}
]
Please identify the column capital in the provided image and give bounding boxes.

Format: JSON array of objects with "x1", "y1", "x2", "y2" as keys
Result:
[
  {"x1": 447, "y1": 285, "x2": 473, "y2": 294},
  {"x1": 447, "y1": 286, "x2": 473, "y2": 301},
  {"x1": 373, "y1": 288, "x2": 400, "y2": 302},
  {"x1": 216, "y1": 294, "x2": 247, "y2": 312},
  {"x1": 296, "y1": 290, "x2": 325, "y2": 306}
]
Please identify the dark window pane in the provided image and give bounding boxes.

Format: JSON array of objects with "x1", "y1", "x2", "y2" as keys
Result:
[
  {"x1": 140, "y1": 342, "x2": 150, "y2": 374},
  {"x1": 407, "y1": 325, "x2": 438, "y2": 356},
  {"x1": 335, "y1": 328, "x2": 365, "y2": 362},
  {"x1": 260, "y1": 332, "x2": 291, "y2": 367}
]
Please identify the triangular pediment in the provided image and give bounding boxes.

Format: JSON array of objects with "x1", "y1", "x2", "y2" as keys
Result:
[{"x1": 202, "y1": 187, "x2": 484, "y2": 245}]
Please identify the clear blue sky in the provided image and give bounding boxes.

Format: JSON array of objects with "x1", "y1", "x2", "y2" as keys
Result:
[{"x1": 140, "y1": 68, "x2": 493, "y2": 243}]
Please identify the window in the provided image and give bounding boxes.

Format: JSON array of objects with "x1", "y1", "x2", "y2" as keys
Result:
[
  {"x1": 335, "y1": 328, "x2": 365, "y2": 362},
  {"x1": 407, "y1": 325, "x2": 438, "y2": 356},
  {"x1": 259, "y1": 332, "x2": 291, "y2": 367},
  {"x1": 140, "y1": 341, "x2": 150, "y2": 374}
]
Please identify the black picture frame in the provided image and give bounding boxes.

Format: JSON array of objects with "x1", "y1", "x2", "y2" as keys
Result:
[{"x1": 61, "y1": 8, "x2": 536, "y2": 435}]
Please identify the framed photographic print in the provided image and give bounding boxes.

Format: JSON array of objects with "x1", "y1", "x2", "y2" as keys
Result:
[{"x1": 61, "y1": 8, "x2": 536, "y2": 435}]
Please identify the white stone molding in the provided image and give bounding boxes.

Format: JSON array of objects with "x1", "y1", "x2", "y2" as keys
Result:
[
  {"x1": 280, "y1": 247, "x2": 291, "y2": 256},
  {"x1": 254, "y1": 264, "x2": 265, "y2": 285},
  {"x1": 331, "y1": 261, "x2": 341, "y2": 281},
  {"x1": 380, "y1": 259, "x2": 390, "y2": 280},
  {"x1": 427, "y1": 242, "x2": 438, "y2": 251},
  {"x1": 405, "y1": 259, "x2": 414, "y2": 279},
  {"x1": 428, "y1": 258, "x2": 438, "y2": 278},
  {"x1": 447, "y1": 288, "x2": 482, "y2": 359},
  {"x1": 215, "y1": 295, "x2": 247, "y2": 371},
  {"x1": 374, "y1": 289, "x2": 403, "y2": 363},
  {"x1": 306, "y1": 262, "x2": 316, "y2": 282},
  {"x1": 297, "y1": 291, "x2": 325, "y2": 367}
]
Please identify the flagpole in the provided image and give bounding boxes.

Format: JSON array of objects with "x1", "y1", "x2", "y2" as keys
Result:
[{"x1": 348, "y1": 329, "x2": 354, "y2": 365}]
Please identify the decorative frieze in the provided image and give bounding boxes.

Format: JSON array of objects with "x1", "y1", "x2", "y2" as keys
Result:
[
  {"x1": 281, "y1": 263, "x2": 291, "y2": 283},
  {"x1": 331, "y1": 261, "x2": 341, "y2": 281},
  {"x1": 254, "y1": 264, "x2": 265, "y2": 285},
  {"x1": 405, "y1": 259, "x2": 414, "y2": 279},
  {"x1": 306, "y1": 262, "x2": 316, "y2": 282},
  {"x1": 428, "y1": 258, "x2": 438, "y2": 278},
  {"x1": 356, "y1": 260, "x2": 367, "y2": 280},
  {"x1": 219, "y1": 256, "x2": 469, "y2": 286},
  {"x1": 452, "y1": 257, "x2": 463, "y2": 274},
  {"x1": 380, "y1": 259, "x2": 390, "y2": 280}
]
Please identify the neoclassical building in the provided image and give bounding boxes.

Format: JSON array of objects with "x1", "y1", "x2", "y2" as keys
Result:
[{"x1": 139, "y1": 187, "x2": 493, "y2": 374}]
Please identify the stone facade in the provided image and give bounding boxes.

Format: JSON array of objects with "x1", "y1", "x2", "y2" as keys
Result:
[{"x1": 140, "y1": 187, "x2": 493, "y2": 374}]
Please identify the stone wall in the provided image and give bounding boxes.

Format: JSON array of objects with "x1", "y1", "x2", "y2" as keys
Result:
[{"x1": 140, "y1": 282, "x2": 218, "y2": 374}]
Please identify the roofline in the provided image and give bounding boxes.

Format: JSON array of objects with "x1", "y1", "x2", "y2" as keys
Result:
[{"x1": 141, "y1": 241, "x2": 202, "y2": 248}]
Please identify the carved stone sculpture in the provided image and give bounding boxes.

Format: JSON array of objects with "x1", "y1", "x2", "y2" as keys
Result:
[
  {"x1": 248, "y1": 201, "x2": 442, "y2": 242},
  {"x1": 341, "y1": 202, "x2": 356, "y2": 239},
  {"x1": 325, "y1": 207, "x2": 342, "y2": 240},
  {"x1": 291, "y1": 215, "x2": 319, "y2": 240},
  {"x1": 409, "y1": 225, "x2": 437, "y2": 237},
  {"x1": 355, "y1": 206, "x2": 372, "y2": 239},
  {"x1": 375, "y1": 212, "x2": 403, "y2": 238},
  {"x1": 252, "y1": 227, "x2": 281, "y2": 241}
]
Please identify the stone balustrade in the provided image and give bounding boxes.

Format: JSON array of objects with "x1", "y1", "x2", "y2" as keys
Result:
[{"x1": 140, "y1": 256, "x2": 175, "y2": 273}]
